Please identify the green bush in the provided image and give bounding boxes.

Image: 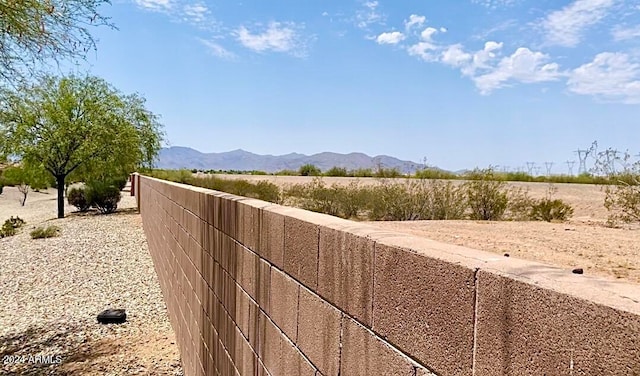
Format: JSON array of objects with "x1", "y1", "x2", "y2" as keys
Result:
[
  {"x1": 464, "y1": 168, "x2": 509, "y2": 220},
  {"x1": 299, "y1": 164, "x2": 321, "y2": 176},
  {"x1": 0, "y1": 216, "x2": 25, "y2": 237},
  {"x1": 530, "y1": 199, "x2": 574, "y2": 222},
  {"x1": 324, "y1": 166, "x2": 348, "y2": 177},
  {"x1": 30, "y1": 225, "x2": 60, "y2": 239},
  {"x1": 86, "y1": 181, "x2": 122, "y2": 214},
  {"x1": 67, "y1": 187, "x2": 91, "y2": 212},
  {"x1": 374, "y1": 167, "x2": 403, "y2": 178},
  {"x1": 352, "y1": 168, "x2": 374, "y2": 177}
]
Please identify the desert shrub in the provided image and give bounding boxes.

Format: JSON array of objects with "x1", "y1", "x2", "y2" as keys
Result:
[
  {"x1": 353, "y1": 168, "x2": 374, "y2": 177},
  {"x1": 30, "y1": 225, "x2": 60, "y2": 239},
  {"x1": 530, "y1": 199, "x2": 574, "y2": 222},
  {"x1": 423, "y1": 180, "x2": 467, "y2": 220},
  {"x1": 504, "y1": 187, "x2": 535, "y2": 221},
  {"x1": 592, "y1": 147, "x2": 640, "y2": 224},
  {"x1": 374, "y1": 167, "x2": 403, "y2": 178},
  {"x1": 86, "y1": 181, "x2": 122, "y2": 214},
  {"x1": 274, "y1": 169, "x2": 298, "y2": 176},
  {"x1": 414, "y1": 168, "x2": 459, "y2": 180},
  {"x1": 67, "y1": 187, "x2": 91, "y2": 212},
  {"x1": 299, "y1": 164, "x2": 321, "y2": 176},
  {"x1": 0, "y1": 216, "x2": 25, "y2": 237},
  {"x1": 464, "y1": 168, "x2": 509, "y2": 220},
  {"x1": 367, "y1": 180, "x2": 419, "y2": 220},
  {"x1": 324, "y1": 166, "x2": 348, "y2": 177}
]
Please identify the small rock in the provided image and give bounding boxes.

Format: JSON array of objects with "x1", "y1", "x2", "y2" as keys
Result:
[
  {"x1": 572, "y1": 268, "x2": 584, "y2": 275},
  {"x1": 504, "y1": 253, "x2": 510, "y2": 257}
]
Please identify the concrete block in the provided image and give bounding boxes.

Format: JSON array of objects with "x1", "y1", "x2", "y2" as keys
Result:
[
  {"x1": 282, "y1": 338, "x2": 317, "y2": 376},
  {"x1": 318, "y1": 227, "x2": 374, "y2": 327},
  {"x1": 284, "y1": 216, "x2": 319, "y2": 290},
  {"x1": 297, "y1": 287, "x2": 342, "y2": 376},
  {"x1": 373, "y1": 243, "x2": 476, "y2": 376},
  {"x1": 257, "y1": 259, "x2": 271, "y2": 312},
  {"x1": 258, "y1": 311, "x2": 283, "y2": 374},
  {"x1": 474, "y1": 270, "x2": 640, "y2": 376},
  {"x1": 341, "y1": 317, "x2": 429, "y2": 376},
  {"x1": 238, "y1": 245, "x2": 258, "y2": 300},
  {"x1": 259, "y1": 209, "x2": 285, "y2": 268},
  {"x1": 269, "y1": 267, "x2": 299, "y2": 341}
]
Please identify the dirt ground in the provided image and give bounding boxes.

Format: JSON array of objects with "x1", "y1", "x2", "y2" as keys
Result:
[{"x1": 212, "y1": 174, "x2": 640, "y2": 284}]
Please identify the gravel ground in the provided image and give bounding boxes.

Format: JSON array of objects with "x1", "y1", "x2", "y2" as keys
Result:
[{"x1": 0, "y1": 184, "x2": 183, "y2": 375}]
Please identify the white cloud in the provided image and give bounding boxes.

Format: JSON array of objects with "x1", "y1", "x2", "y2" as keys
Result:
[
  {"x1": 199, "y1": 39, "x2": 236, "y2": 60},
  {"x1": 376, "y1": 31, "x2": 405, "y2": 45},
  {"x1": 441, "y1": 44, "x2": 472, "y2": 67},
  {"x1": 420, "y1": 27, "x2": 439, "y2": 41},
  {"x1": 183, "y1": 3, "x2": 208, "y2": 23},
  {"x1": 356, "y1": 1, "x2": 385, "y2": 29},
  {"x1": 134, "y1": 0, "x2": 172, "y2": 11},
  {"x1": 568, "y1": 52, "x2": 640, "y2": 103},
  {"x1": 541, "y1": 0, "x2": 615, "y2": 47},
  {"x1": 407, "y1": 42, "x2": 438, "y2": 61},
  {"x1": 473, "y1": 48, "x2": 562, "y2": 93},
  {"x1": 235, "y1": 22, "x2": 311, "y2": 57},
  {"x1": 612, "y1": 25, "x2": 640, "y2": 41},
  {"x1": 440, "y1": 27, "x2": 448, "y2": 33},
  {"x1": 472, "y1": 0, "x2": 518, "y2": 9},
  {"x1": 405, "y1": 14, "x2": 426, "y2": 30}
]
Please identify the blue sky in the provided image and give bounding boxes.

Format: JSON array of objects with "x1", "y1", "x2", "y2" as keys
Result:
[{"x1": 74, "y1": 0, "x2": 640, "y2": 173}]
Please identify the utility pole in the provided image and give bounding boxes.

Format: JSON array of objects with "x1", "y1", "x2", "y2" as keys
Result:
[
  {"x1": 575, "y1": 149, "x2": 590, "y2": 175},
  {"x1": 544, "y1": 162, "x2": 554, "y2": 176},
  {"x1": 566, "y1": 160, "x2": 576, "y2": 176},
  {"x1": 526, "y1": 162, "x2": 535, "y2": 175}
]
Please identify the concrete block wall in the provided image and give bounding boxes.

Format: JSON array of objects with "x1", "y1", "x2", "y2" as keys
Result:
[{"x1": 134, "y1": 174, "x2": 640, "y2": 376}]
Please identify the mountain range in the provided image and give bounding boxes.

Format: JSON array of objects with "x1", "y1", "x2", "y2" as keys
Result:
[{"x1": 156, "y1": 146, "x2": 427, "y2": 173}]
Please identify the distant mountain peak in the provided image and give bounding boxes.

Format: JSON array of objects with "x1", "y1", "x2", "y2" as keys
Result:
[{"x1": 156, "y1": 146, "x2": 431, "y2": 173}]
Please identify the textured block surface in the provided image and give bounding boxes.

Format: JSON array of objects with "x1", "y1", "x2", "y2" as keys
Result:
[
  {"x1": 318, "y1": 227, "x2": 374, "y2": 326},
  {"x1": 297, "y1": 287, "x2": 342, "y2": 376},
  {"x1": 474, "y1": 270, "x2": 640, "y2": 376},
  {"x1": 283, "y1": 216, "x2": 319, "y2": 290},
  {"x1": 373, "y1": 242, "x2": 476, "y2": 376}
]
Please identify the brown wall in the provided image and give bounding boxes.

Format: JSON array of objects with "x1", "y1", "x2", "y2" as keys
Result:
[{"x1": 134, "y1": 174, "x2": 640, "y2": 376}]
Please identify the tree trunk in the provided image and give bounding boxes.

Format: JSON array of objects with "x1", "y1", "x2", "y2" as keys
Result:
[{"x1": 56, "y1": 175, "x2": 65, "y2": 218}]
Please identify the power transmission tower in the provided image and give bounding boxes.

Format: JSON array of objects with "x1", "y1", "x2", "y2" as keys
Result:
[
  {"x1": 544, "y1": 162, "x2": 554, "y2": 176},
  {"x1": 566, "y1": 160, "x2": 575, "y2": 176},
  {"x1": 526, "y1": 162, "x2": 535, "y2": 175},
  {"x1": 575, "y1": 149, "x2": 590, "y2": 174},
  {"x1": 533, "y1": 166, "x2": 541, "y2": 176}
]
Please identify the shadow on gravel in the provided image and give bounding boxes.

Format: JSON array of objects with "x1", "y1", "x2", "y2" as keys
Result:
[
  {"x1": 65, "y1": 207, "x2": 138, "y2": 219},
  {"x1": 0, "y1": 322, "x2": 115, "y2": 375},
  {"x1": 1, "y1": 322, "x2": 182, "y2": 375}
]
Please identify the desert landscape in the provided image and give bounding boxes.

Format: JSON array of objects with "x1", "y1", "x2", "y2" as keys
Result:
[{"x1": 212, "y1": 173, "x2": 640, "y2": 284}]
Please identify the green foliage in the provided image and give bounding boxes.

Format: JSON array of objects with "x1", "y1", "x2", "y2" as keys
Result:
[
  {"x1": 530, "y1": 199, "x2": 574, "y2": 222},
  {"x1": 352, "y1": 168, "x2": 374, "y2": 177},
  {"x1": 147, "y1": 169, "x2": 282, "y2": 203},
  {"x1": 0, "y1": 0, "x2": 114, "y2": 85},
  {"x1": 30, "y1": 225, "x2": 61, "y2": 239},
  {"x1": 414, "y1": 168, "x2": 459, "y2": 180},
  {"x1": 324, "y1": 166, "x2": 348, "y2": 177},
  {"x1": 464, "y1": 168, "x2": 509, "y2": 220},
  {"x1": 374, "y1": 167, "x2": 403, "y2": 178},
  {"x1": 85, "y1": 180, "x2": 122, "y2": 214},
  {"x1": 274, "y1": 169, "x2": 298, "y2": 176},
  {"x1": 0, "y1": 164, "x2": 49, "y2": 205},
  {"x1": 299, "y1": 164, "x2": 321, "y2": 176},
  {"x1": 67, "y1": 187, "x2": 91, "y2": 212},
  {"x1": 0, "y1": 216, "x2": 25, "y2": 237},
  {"x1": 0, "y1": 74, "x2": 165, "y2": 218}
]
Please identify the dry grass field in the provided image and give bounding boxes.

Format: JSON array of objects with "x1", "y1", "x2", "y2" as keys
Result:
[{"x1": 212, "y1": 174, "x2": 640, "y2": 284}]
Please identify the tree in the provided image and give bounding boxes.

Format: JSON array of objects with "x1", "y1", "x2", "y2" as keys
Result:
[
  {"x1": 2, "y1": 163, "x2": 50, "y2": 206},
  {"x1": 0, "y1": 74, "x2": 164, "y2": 218},
  {"x1": 299, "y1": 164, "x2": 321, "y2": 176},
  {"x1": 0, "y1": 0, "x2": 114, "y2": 85}
]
